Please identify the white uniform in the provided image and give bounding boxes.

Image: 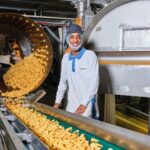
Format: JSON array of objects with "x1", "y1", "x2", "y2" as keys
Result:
[{"x1": 55, "y1": 48, "x2": 99, "y2": 118}]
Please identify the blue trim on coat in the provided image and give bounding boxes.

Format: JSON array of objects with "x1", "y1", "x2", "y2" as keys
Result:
[
  {"x1": 91, "y1": 98, "x2": 96, "y2": 118},
  {"x1": 72, "y1": 59, "x2": 75, "y2": 72},
  {"x1": 68, "y1": 48, "x2": 86, "y2": 72},
  {"x1": 91, "y1": 97, "x2": 100, "y2": 120}
]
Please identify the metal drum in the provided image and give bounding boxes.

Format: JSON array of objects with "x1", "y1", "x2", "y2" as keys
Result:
[
  {"x1": 83, "y1": 0, "x2": 150, "y2": 97},
  {"x1": 0, "y1": 13, "x2": 53, "y2": 96}
]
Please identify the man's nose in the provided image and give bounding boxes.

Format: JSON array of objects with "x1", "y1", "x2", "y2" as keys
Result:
[{"x1": 74, "y1": 37, "x2": 79, "y2": 42}]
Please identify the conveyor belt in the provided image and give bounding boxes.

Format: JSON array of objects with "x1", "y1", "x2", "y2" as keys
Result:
[
  {"x1": 32, "y1": 102, "x2": 150, "y2": 150},
  {"x1": 1, "y1": 102, "x2": 150, "y2": 150},
  {"x1": 41, "y1": 112, "x2": 124, "y2": 150},
  {"x1": 5, "y1": 103, "x2": 123, "y2": 150}
]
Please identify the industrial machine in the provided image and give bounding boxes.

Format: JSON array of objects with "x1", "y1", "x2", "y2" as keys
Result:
[
  {"x1": 0, "y1": 0, "x2": 150, "y2": 149},
  {"x1": 0, "y1": 101, "x2": 150, "y2": 150},
  {"x1": 83, "y1": 0, "x2": 150, "y2": 133},
  {"x1": 83, "y1": 0, "x2": 150, "y2": 97},
  {"x1": 0, "y1": 13, "x2": 53, "y2": 94}
]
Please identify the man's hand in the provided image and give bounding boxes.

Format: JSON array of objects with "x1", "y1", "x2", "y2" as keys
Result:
[
  {"x1": 74, "y1": 104, "x2": 86, "y2": 115},
  {"x1": 52, "y1": 103, "x2": 60, "y2": 109}
]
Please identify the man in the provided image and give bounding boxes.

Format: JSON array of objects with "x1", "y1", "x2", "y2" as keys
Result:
[{"x1": 53, "y1": 23, "x2": 100, "y2": 119}]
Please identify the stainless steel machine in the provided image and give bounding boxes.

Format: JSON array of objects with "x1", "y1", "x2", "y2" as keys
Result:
[
  {"x1": 83, "y1": 0, "x2": 150, "y2": 97},
  {"x1": 82, "y1": 0, "x2": 150, "y2": 134}
]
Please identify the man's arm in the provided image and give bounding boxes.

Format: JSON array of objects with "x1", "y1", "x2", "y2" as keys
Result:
[{"x1": 53, "y1": 56, "x2": 67, "y2": 108}]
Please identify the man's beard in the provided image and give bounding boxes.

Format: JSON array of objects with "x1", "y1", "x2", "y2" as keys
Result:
[{"x1": 68, "y1": 42, "x2": 82, "y2": 51}]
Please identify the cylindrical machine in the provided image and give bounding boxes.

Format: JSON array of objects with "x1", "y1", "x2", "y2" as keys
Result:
[
  {"x1": 0, "y1": 13, "x2": 53, "y2": 96},
  {"x1": 83, "y1": 0, "x2": 150, "y2": 97}
]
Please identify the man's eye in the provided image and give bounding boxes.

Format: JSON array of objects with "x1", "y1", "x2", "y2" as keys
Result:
[
  {"x1": 69, "y1": 35, "x2": 74, "y2": 39},
  {"x1": 69, "y1": 35, "x2": 81, "y2": 39}
]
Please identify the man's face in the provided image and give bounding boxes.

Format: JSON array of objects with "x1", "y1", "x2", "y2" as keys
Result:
[{"x1": 69, "y1": 32, "x2": 82, "y2": 47}]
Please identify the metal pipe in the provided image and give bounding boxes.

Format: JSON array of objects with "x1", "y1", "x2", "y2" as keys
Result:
[
  {"x1": 0, "y1": 6, "x2": 36, "y2": 12},
  {"x1": 86, "y1": 0, "x2": 90, "y2": 8},
  {"x1": 5, "y1": 0, "x2": 56, "y2": 5},
  {"x1": 24, "y1": 14, "x2": 75, "y2": 20},
  {"x1": 63, "y1": 0, "x2": 107, "y2": 5},
  {"x1": 44, "y1": 26, "x2": 63, "y2": 45},
  {"x1": 77, "y1": 1, "x2": 84, "y2": 19},
  {"x1": 36, "y1": 21, "x2": 68, "y2": 26},
  {"x1": 126, "y1": 106, "x2": 149, "y2": 117}
]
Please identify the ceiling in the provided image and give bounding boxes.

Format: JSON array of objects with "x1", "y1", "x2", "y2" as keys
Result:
[
  {"x1": 0, "y1": 0, "x2": 75, "y2": 18},
  {"x1": 0, "y1": 0, "x2": 109, "y2": 19}
]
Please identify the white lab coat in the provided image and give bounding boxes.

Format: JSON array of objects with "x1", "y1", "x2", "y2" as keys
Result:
[{"x1": 55, "y1": 48, "x2": 99, "y2": 118}]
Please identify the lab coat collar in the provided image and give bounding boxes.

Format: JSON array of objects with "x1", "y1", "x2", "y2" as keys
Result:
[{"x1": 68, "y1": 48, "x2": 86, "y2": 60}]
